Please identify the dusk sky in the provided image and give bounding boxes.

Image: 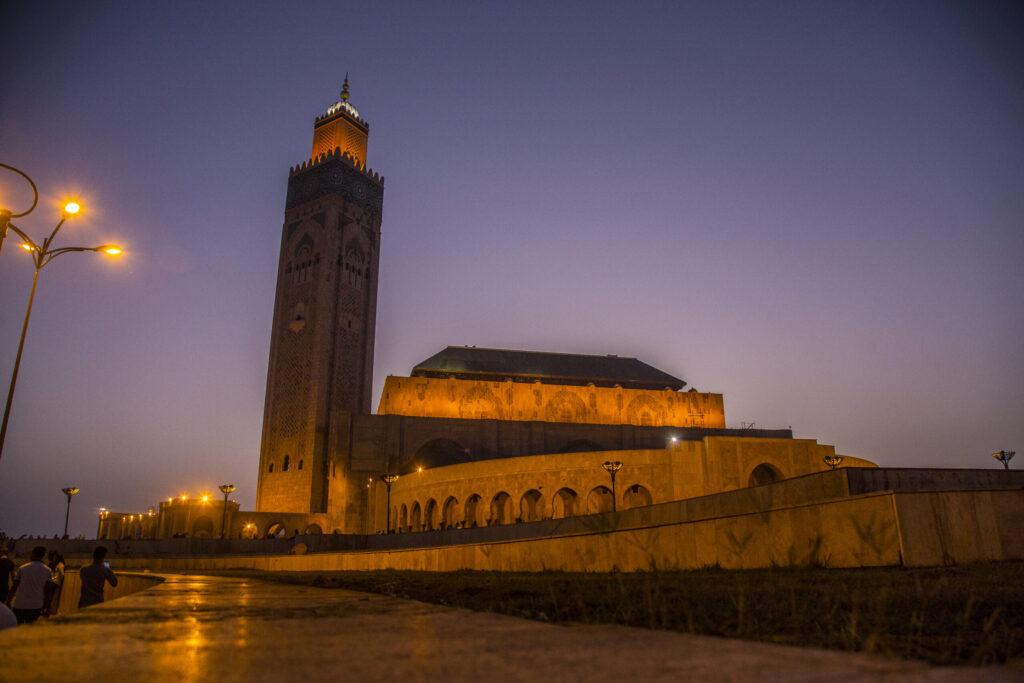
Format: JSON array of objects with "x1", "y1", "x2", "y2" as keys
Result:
[{"x1": 0, "y1": 1, "x2": 1021, "y2": 538}]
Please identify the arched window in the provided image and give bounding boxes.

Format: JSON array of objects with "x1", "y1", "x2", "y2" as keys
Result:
[
  {"x1": 268, "y1": 462, "x2": 275, "y2": 473},
  {"x1": 303, "y1": 523, "x2": 322, "y2": 535},
  {"x1": 622, "y1": 484, "x2": 653, "y2": 509},
  {"x1": 298, "y1": 459, "x2": 304, "y2": 471},
  {"x1": 749, "y1": 463, "x2": 783, "y2": 487},
  {"x1": 519, "y1": 489, "x2": 544, "y2": 522},
  {"x1": 283, "y1": 455, "x2": 291, "y2": 472},
  {"x1": 587, "y1": 486, "x2": 615, "y2": 514},
  {"x1": 552, "y1": 488, "x2": 578, "y2": 519},
  {"x1": 399, "y1": 504, "x2": 408, "y2": 532}
]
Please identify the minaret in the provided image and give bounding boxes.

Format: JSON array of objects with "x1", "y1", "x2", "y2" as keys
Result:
[{"x1": 256, "y1": 78, "x2": 384, "y2": 519}]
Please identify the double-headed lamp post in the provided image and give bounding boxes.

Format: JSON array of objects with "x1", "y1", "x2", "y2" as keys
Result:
[
  {"x1": 823, "y1": 454, "x2": 844, "y2": 470},
  {"x1": 0, "y1": 166, "x2": 124, "y2": 465},
  {"x1": 992, "y1": 450, "x2": 1015, "y2": 471},
  {"x1": 602, "y1": 461, "x2": 623, "y2": 512},
  {"x1": 61, "y1": 486, "x2": 80, "y2": 538},
  {"x1": 381, "y1": 474, "x2": 399, "y2": 533},
  {"x1": 218, "y1": 484, "x2": 236, "y2": 538}
]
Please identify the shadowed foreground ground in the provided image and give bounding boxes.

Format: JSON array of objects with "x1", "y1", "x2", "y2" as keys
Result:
[
  {"x1": 0, "y1": 573, "x2": 1021, "y2": 682},
  {"x1": 221, "y1": 562, "x2": 1024, "y2": 665}
]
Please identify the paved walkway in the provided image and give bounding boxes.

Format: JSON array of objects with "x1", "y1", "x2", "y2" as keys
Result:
[{"x1": 0, "y1": 574, "x2": 1017, "y2": 681}]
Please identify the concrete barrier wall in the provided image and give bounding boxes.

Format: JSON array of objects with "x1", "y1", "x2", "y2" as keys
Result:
[
  {"x1": 105, "y1": 488, "x2": 1024, "y2": 573},
  {"x1": 54, "y1": 571, "x2": 163, "y2": 615}
]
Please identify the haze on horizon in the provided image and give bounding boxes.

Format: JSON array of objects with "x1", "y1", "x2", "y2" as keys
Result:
[{"x1": 0, "y1": 1, "x2": 1021, "y2": 538}]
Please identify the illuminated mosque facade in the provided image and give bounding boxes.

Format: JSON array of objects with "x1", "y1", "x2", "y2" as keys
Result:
[{"x1": 99, "y1": 80, "x2": 879, "y2": 541}]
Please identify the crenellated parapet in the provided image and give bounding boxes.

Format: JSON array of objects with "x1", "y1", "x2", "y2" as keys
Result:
[{"x1": 286, "y1": 147, "x2": 385, "y2": 215}]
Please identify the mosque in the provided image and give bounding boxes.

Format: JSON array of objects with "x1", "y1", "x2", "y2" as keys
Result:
[{"x1": 95, "y1": 84, "x2": 1017, "y2": 570}]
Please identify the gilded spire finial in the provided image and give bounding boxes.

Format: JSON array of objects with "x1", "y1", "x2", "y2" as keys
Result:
[{"x1": 341, "y1": 73, "x2": 350, "y2": 102}]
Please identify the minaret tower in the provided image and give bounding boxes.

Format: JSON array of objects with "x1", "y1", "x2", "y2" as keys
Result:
[{"x1": 256, "y1": 79, "x2": 384, "y2": 519}]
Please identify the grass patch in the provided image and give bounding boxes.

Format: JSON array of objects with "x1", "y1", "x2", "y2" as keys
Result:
[{"x1": 219, "y1": 562, "x2": 1024, "y2": 665}]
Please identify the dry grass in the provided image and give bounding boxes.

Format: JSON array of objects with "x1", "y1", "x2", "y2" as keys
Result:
[{"x1": 224, "y1": 562, "x2": 1024, "y2": 666}]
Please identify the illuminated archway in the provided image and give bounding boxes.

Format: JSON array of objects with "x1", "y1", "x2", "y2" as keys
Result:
[
  {"x1": 490, "y1": 491, "x2": 513, "y2": 525},
  {"x1": 552, "y1": 488, "x2": 578, "y2": 518},
  {"x1": 587, "y1": 486, "x2": 614, "y2": 514},
  {"x1": 519, "y1": 489, "x2": 543, "y2": 522},
  {"x1": 622, "y1": 484, "x2": 653, "y2": 509},
  {"x1": 464, "y1": 494, "x2": 483, "y2": 528},
  {"x1": 424, "y1": 499, "x2": 439, "y2": 531},
  {"x1": 442, "y1": 496, "x2": 459, "y2": 529}
]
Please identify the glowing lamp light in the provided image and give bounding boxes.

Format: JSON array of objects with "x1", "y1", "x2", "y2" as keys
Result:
[
  {"x1": 201, "y1": 494, "x2": 210, "y2": 503},
  {"x1": 20, "y1": 243, "x2": 33, "y2": 252},
  {"x1": 180, "y1": 494, "x2": 188, "y2": 502},
  {"x1": 417, "y1": 466, "x2": 423, "y2": 473},
  {"x1": 63, "y1": 201, "x2": 81, "y2": 215},
  {"x1": 100, "y1": 245, "x2": 123, "y2": 256}
]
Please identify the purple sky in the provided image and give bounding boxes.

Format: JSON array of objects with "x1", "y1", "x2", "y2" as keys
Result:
[{"x1": 1, "y1": 2, "x2": 1021, "y2": 538}]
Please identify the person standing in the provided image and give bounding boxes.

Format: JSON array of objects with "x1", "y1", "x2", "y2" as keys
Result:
[
  {"x1": 46, "y1": 551, "x2": 66, "y2": 615},
  {"x1": 78, "y1": 546, "x2": 117, "y2": 608},
  {"x1": 6, "y1": 546, "x2": 51, "y2": 624},
  {"x1": 0, "y1": 547, "x2": 15, "y2": 605}
]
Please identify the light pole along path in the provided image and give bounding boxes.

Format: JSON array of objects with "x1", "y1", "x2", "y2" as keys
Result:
[{"x1": 0, "y1": 163, "x2": 125, "y2": 466}]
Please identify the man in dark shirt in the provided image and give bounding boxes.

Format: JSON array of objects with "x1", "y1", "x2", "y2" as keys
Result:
[
  {"x1": 78, "y1": 546, "x2": 118, "y2": 608},
  {"x1": 0, "y1": 547, "x2": 15, "y2": 604}
]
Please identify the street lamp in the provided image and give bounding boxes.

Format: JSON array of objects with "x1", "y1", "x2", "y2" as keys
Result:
[
  {"x1": 602, "y1": 461, "x2": 623, "y2": 512},
  {"x1": 992, "y1": 450, "x2": 1015, "y2": 471},
  {"x1": 0, "y1": 163, "x2": 40, "y2": 257},
  {"x1": 218, "y1": 484, "x2": 236, "y2": 538},
  {"x1": 61, "y1": 486, "x2": 80, "y2": 538},
  {"x1": 823, "y1": 454, "x2": 843, "y2": 470},
  {"x1": 381, "y1": 474, "x2": 399, "y2": 533},
  {"x1": 0, "y1": 171, "x2": 125, "y2": 465}
]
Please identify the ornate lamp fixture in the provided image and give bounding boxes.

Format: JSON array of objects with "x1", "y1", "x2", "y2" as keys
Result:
[
  {"x1": 61, "y1": 486, "x2": 80, "y2": 538},
  {"x1": 602, "y1": 461, "x2": 623, "y2": 512},
  {"x1": 218, "y1": 484, "x2": 236, "y2": 538},
  {"x1": 992, "y1": 450, "x2": 1016, "y2": 471},
  {"x1": 823, "y1": 454, "x2": 844, "y2": 470}
]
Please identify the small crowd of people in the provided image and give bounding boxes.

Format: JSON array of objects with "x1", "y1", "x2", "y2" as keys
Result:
[{"x1": 0, "y1": 544, "x2": 118, "y2": 629}]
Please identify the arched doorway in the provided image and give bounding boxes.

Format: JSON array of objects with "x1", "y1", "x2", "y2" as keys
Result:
[
  {"x1": 424, "y1": 499, "x2": 439, "y2": 530},
  {"x1": 489, "y1": 492, "x2": 513, "y2": 525},
  {"x1": 622, "y1": 484, "x2": 653, "y2": 509},
  {"x1": 442, "y1": 496, "x2": 459, "y2": 529},
  {"x1": 519, "y1": 489, "x2": 543, "y2": 522},
  {"x1": 464, "y1": 494, "x2": 483, "y2": 528},
  {"x1": 410, "y1": 502, "x2": 422, "y2": 531},
  {"x1": 552, "y1": 488, "x2": 578, "y2": 518},
  {"x1": 303, "y1": 523, "x2": 323, "y2": 535},
  {"x1": 399, "y1": 504, "x2": 408, "y2": 532},
  {"x1": 749, "y1": 463, "x2": 783, "y2": 487},
  {"x1": 587, "y1": 486, "x2": 614, "y2": 514},
  {"x1": 191, "y1": 516, "x2": 214, "y2": 538}
]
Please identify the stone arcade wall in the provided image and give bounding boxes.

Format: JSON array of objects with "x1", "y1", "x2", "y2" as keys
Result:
[{"x1": 63, "y1": 469, "x2": 1023, "y2": 573}]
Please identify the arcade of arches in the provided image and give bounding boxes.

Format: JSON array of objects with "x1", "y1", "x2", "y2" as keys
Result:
[{"x1": 372, "y1": 436, "x2": 876, "y2": 534}]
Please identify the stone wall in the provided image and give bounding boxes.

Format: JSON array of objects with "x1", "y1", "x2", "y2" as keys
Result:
[
  {"x1": 103, "y1": 487, "x2": 1024, "y2": 572},
  {"x1": 379, "y1": 376, "x2": 725, "y2": 428}
]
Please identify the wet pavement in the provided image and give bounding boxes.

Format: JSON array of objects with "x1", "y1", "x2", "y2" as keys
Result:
[{"x1": 0, "y1": 573, "x2": 1018, "y2": 682}]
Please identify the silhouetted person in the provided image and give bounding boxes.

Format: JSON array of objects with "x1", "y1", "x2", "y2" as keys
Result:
[
  {"x1": 46, "y1": 551, "x2": 66, "y2": 615},
  {"x1": 79, "y1": 546, "x2": 118, "y2": 608},
  {"x1": 7, "y1": 546, "x2": 50, "y2": 623},
  {"x1": 0, "y1": 547, "x2": 14, "y2": 604}
]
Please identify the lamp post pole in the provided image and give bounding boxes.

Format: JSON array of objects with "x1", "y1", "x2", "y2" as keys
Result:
[
  {"x1": 61, "y1": 487, "x2": 80, "y2": 538},
  {"x1": 0, "y1": 162, "x2": 38, "y2": 257},
  {"x1": 381, "y1": 474, "x2": 399, "y2": 533},
  {"x1": 218, "y1": 484, "x2": 236, "y2": 538},
  {"x1": 992, "y1": 450, "x2": 1015, "y2": 471},
  {"x1": 602, "y1": 461, "x2": 622, "y2": 512},
  {"x1": 0, "y1": 172, "x2": 125, "y2": 466}
]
